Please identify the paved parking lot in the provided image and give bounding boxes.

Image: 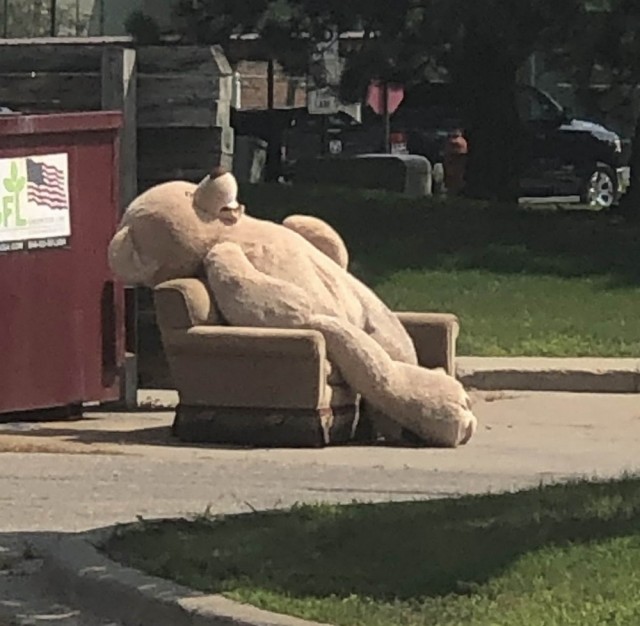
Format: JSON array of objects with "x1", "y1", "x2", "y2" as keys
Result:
[
  {"x1": 1, "y1": 390, "x2": 639, "y2": 533},
  {"x1": 1, "y1": 389, "x2": 639, "y2": 625}
]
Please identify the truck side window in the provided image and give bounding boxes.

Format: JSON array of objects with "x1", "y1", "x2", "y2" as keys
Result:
[{"x1": 517, "y1": 87, "x2": 562, "y2": 124}]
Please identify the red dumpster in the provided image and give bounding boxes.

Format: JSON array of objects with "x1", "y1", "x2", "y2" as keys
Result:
[{"x1": 0, "y1": 111, "x2": 125, "y2": 417}]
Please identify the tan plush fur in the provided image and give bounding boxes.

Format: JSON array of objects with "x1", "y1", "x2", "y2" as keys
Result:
[
  {"x1": 108, "y1": 181, "x2": 211, "y2": 286},
  {"x1": 203, "y1": 242, "x2": 476, "y2": 448},
  {"x1": 109, "y1": 175, "x2": 417, "y2": 364},
  {"x1": 204, "y1": 241, "x2": 314, "y2": 329},
  {"x1": 304, "y1": 316, "x2": 477, "y2": 447},
  {"x1": 282, "y1": 214, "x2": 349, "y2": 269},
  {"x1": 108, "y1": 172, "x2": 478, "y2": 447}
]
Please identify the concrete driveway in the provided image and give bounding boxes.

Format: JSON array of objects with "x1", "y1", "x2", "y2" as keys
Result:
[
  {"x1": 1, "y1": 389, "x2": 639, "y2": 626},
  {"x1": 1, "y1": 390, "x2": 639, "y2": 534}
]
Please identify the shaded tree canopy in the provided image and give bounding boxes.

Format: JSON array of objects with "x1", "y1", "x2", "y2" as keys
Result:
[
  {"x1": 351, "y1": 0, "x2": 583, "y2": 202},
  {"x1": 175, "y1": 0, "x2": 639, "y2": 204}
]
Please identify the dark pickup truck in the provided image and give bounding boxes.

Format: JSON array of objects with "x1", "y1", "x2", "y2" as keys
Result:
[
  {"x1": 390, "y1": 83, "x2": 629, "y2": 208},
  {"x1": 281, "y1": 83, "x2": 630, "y2": 208}
]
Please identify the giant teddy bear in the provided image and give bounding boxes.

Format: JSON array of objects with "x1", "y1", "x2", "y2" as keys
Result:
[{"x1": 108, "y1": 168, "x2": 477, "y2": 447}]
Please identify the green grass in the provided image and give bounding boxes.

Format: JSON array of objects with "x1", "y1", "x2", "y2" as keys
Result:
[
  {"x1": 105, "y1": 476, "x2": 640, "y2": 626},
  {"x1": 376, "y1": 270, "x2": 640, "y2": 356},
  {"x1": 239, "y1": 183, "x2": 640, "y2": 357}
]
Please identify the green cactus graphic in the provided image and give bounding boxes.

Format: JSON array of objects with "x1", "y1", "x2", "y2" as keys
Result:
[{"x1": 2, "y1": 161, "x2": 27, "y2": 227}]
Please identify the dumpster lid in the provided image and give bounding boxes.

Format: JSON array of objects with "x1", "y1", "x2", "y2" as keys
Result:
[{"x1": 0, "y1": 111, "x2": 122, "y2": 136}]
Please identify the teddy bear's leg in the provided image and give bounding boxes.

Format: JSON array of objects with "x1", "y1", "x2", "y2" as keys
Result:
[
  {"x1": 282, "y1": 215, "x2": 349, "y2": 269},
  {"x1": 204, "y1": 241, "x2": 314, "y2": 328},
  {"x1": 304, "y1": 313, "x2": 477, "y2": 448}
]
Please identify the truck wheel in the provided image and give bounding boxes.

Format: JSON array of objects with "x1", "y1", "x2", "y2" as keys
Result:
[{"x1": 581, "y1": 164, "x2": 618, "y2": 210}]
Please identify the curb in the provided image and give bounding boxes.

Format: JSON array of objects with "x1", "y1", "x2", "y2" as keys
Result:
[
  {"x1": 35, "y1": 527, "x2": 329, "y2": 626},
  {"x1": 456, "y1": 357, "x2": 640, "y2": 393}
]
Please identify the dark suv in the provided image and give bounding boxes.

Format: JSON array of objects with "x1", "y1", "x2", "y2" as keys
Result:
[{"x1": 390, "y1": 82, "x2": 629, "y2": 208}]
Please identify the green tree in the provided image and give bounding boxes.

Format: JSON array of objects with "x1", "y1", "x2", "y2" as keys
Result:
[
  {"x1": 339, "y1": 1, "x2": 430, "y2": 102},
  {"x1": 2, "y1": 0, "x2": 85, "y2": 37},
  {"x1": 173, "y1": 0, "x2": 309, "y2": 72},
  {"x1": 172, "y1": 0, "x2": 361, "y2": 180},
  {"x1": 456, "y1": 1, "x2": 585, "y2": 202},
  {"x1": 178, "y1": 0, "x2": 610, "y2": 203},
  {"x1": 340, "y1": 0, "x2": 584, "y2": 203},
  {"x1": 2, "y1": 0, "x2": 51, "y2": 37}
]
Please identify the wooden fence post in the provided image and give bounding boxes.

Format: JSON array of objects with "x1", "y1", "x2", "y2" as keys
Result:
[
  {"x1": 101, "y1": 46, "x2": 139, "y2": 410},
  {"x1": 101, "y1": 46, "x2": 137, "y2": 211}
]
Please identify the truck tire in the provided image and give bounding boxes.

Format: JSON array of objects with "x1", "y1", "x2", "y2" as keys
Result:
[{"x1": 581, "y1": 163, "x2": 618, "y2": 210}]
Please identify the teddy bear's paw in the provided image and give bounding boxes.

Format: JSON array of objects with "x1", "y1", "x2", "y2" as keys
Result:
[
  {"x1": 409, "y1": 402, "x2": 478, "y2": 448},
  {"x1": 459, "y1": 412, "x2": 477, "y2": 446},
  {"x1": 205, "y1": 242, "x2": 251, "y2": 279},
  {"x1": 206, "y1": 241, "x2": 244, "y2": 260},
  {"x1": 443, "y1": 398, "x2": 478, "y2": 447}
]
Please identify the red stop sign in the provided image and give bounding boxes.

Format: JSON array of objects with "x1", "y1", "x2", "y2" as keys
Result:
[{"x1": 367, "y1": 80, "x2": 405, "y2": 115}]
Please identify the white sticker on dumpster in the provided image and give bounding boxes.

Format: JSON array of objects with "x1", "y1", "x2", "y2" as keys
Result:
[{"x1": 0, "y1": 152, "x2": 70, "y2": 252}]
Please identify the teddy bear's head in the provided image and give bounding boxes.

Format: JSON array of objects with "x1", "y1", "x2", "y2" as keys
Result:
[{"x1": 108, "y1": 169, "x2": 243, "y2": 287}]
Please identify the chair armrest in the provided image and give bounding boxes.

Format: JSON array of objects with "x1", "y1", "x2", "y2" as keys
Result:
[
  {"x1": 161, "y1": 326, "x2": 328, "y2": 409},
  {"x1": 396, "y1": 312, "x2": 459, "y2": 375},
  {"x1": 164, "y1": 325, "x2": 327, "y2": 357},
  {"x1": 154, "y1": 278, "x2": 222, "y2": 330}
]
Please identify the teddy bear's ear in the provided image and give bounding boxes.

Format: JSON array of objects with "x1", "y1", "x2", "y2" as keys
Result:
[{"x1": 210, "y1": 165, "x2": 229, "y2": 179}]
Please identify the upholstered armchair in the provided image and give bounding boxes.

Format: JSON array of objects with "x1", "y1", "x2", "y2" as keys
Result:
[{"x1": 154, "y1": 278, "x2": 460, "y2": 448}]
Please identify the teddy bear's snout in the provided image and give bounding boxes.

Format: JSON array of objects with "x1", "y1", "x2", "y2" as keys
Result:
[{"x1": 219, "y1": 205, "x2": 242, "y2": 225}]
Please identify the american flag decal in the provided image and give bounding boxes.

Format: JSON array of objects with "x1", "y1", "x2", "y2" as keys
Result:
[{"x1": 26, "y1": 158, "x2": 68, "y2": 210}]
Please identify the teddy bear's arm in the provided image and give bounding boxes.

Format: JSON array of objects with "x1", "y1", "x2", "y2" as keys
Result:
[
  {"x1": 282, "y1": 214, "x2": 349, "y2": 269},
  {"x1": 204, "y1": 241, "x2": 313, "y2": 329}
]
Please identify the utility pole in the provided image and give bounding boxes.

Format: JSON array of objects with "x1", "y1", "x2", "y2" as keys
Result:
[
  {"x1": 382, "y1": 80, "x2": 391, "y2": 153},
  {"x1": 3, "y1": 0, "x2": 8, "y2": 38},
  {"x1": 50, "y1": 0, "x2": 56, "y2": 36},
  {"x1": 266, "y1": 57, "x2": 280, "y2": 182}
]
